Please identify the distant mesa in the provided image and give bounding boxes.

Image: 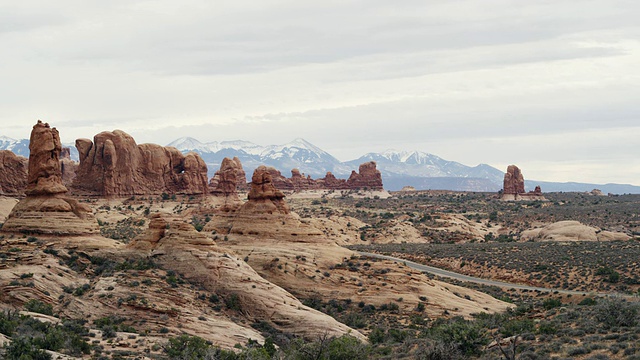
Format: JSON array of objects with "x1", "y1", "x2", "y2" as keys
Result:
[
  {"x1": 501, "y1": 165, "x2": 546, "y2": 201},
  {"x1": 73, "y1": 130, "x2": 209, "y2": 196},
  {"x1": 2, "y1": 121, "x2": 99, "y2": 235}
]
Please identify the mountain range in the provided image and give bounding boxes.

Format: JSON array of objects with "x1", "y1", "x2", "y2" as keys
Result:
[{"x1": 1, "y1": 135, "x2": 639, "y2": 193}]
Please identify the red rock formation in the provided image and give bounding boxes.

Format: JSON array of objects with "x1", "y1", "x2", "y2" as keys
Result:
[
  {"x1": 60, "y1": 147, "x2": 78, "y2": 188},
  {"x1": 0, "y1": 150, "x2": 28, "y2": 195},
  {"x1": 319, "y1": 171, "x2": 348, "y2": 189},
  {"x1": 210, "y1": 157, "x2": 248, "y2": 194},
  {"x1": 346, "y1": 161, "x2": 383, "y2": 190},
  {"x1": 531, "y1": 185, "x2": 542, "y2": 195},
  {"x1": 243, "y1": 165, "x2": 289, "y2": 214},
  {"x1": 242, "y1": 162, "x2": 384, "y2": 193},
  {"x1": 3, "y1": 121, "x2": 99, "y2": 235},
  {"x1": 25, "y1": 121, "x2": 67, "y2": 195},
  {"x1": 503, "y1": 165, "x2": 525, "y2": 195},
  {"x1": 73, "y1": 130, "x2": 209, "y2": 196}
]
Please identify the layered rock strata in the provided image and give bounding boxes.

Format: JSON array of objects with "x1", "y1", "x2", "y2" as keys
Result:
[
  {"x1": 73, "y1": 130, "x2": 209, "y2": 196},
  {"x1": 3, "y1": 121, "x2": 99, "y2": 235},
  {"x1": 129, "y1": 215, "x2": 364, "y2": 341}
]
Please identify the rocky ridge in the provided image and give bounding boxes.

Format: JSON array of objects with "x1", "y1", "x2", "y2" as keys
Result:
[{"x1": 73, "y1": 130, "x2": 209, "y2": 196}]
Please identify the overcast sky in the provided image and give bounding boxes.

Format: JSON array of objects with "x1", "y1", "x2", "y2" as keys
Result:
[{"x1": 1, "y1": 0, "x2": 638, "y2": 185}]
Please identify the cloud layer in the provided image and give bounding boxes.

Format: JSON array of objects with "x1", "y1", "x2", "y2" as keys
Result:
[{"x1": 1, "y1": 0, "x2": 638, "y2": 184}]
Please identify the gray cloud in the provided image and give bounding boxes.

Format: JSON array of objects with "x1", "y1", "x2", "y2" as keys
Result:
[{"x1": 0, "y1": 0, "x2": 639, "y2": 185}]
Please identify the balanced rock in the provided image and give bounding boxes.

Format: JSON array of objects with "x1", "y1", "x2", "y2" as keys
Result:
[
  {"x1": 3, "y1": 121, "x2": 99, "y2": 235},
  {"x1": 346, "y1": 161, "x2": 383, "y2": 189},
  {"x1": 0, "y1": 150, "x2": 28, "y2": 195},
  {"x1": 503, "y1": 165, "x2": 525, "y2": 195},
  {"x1": 73, "y1": 130, "x2": 209, "y2": 196}
]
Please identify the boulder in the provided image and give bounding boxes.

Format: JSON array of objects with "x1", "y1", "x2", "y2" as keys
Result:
[{"x1": 73, "y1": 130, "x2": 209, "y2": 196}]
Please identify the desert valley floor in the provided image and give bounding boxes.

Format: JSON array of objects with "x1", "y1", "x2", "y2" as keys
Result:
[{"x1": 1, "y1": 188, "x2": 640, "y2": 359}]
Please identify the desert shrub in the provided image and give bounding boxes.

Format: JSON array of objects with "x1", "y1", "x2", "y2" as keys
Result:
[
  {"x1": 284, "y1": 334, "x2": 370, "y2": 360},
  {"x1": 164, "y1": 334, "x2": 212, "y2": 359},
  {"x1": 500, "y1": 318, "x2": 535, "y2": 337},
  {"x1": 429, "y1": 317, "x2": 488, "y2": 356},
  {"x1": 225, "y1": 293, "x2": 242, "y2": 312},
  {"x1": 579, "y1": 297, "x2": 598, "y2": 306},
  {"x1": 3, "y1": 336, "x2": 52, "y2": 360},
  {"x1": 0, "y1": 311, "x2": 91, "y2": 358},
  {"x1": 594, "y1": 299, "x2": 639, "y2": 328},
  {"x1": 24, "y1": 299, "x2": 54, "y2": 316},
  {"x1": 543, "y1": 298, "x2": 563, "y2": 310},
  {"x1": 414, "y1": 340, "x2": 462, "y2": 360}
]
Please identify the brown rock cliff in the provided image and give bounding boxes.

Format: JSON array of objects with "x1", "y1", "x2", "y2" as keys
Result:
[{"x1": 73, "y1": 130, "x2": 209, "y2": 196}]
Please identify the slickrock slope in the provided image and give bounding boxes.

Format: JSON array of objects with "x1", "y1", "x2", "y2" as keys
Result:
[
  {"x1": 129, "y1": 214, "x2": 365, "y2": 342},
  {"x1": 205, "y1": 168, "x2": 511, "y2": 319},
  {"x1": 2, "y1": 121, "x2": 99, "y2": 235},
  {"x1": 521, "y1": 220, "x2": 631, "y2": 242},
  {"x1": 73, "y1": 130, "x2": 209, "y2": 196},
  {"x1": 0, "y1": 150, "x2": 28, "y2": 195}
]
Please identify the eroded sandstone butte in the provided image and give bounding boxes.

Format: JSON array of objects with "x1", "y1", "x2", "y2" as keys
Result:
[
  {"x1": 2, "y1": 121, "x2": 99, "y2": 235},
  {"x1": 73, "y1": 130, "x2": 209, "y2": 196},
  {"x1": 501, "y1": 164, "x2": 545, "y2": 201},
  {"x1": 0, "y1": 150, "x2": 28, "y2": 195},
  {"x1": 503, "y1": 165, "x2": 525, "y2": 195}
]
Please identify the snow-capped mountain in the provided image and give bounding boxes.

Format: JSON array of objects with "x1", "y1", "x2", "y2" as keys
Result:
[
  {"x1": 0, "y1": 136, "x2": 30, "y2": 158},
  {"x1": 344, "y1": 150, "x2": 504, "y2": 183},
  {"x1": 0, "y1": 136, "x2": 79, "y2": 161},
  {"x1": 168, "y1": 138, "x2": 506, "y2": 191},
  {"x1": 5, "y1": 134, "x2": 638, "y2": 193},
  {"x1": 168, "y1": 137, "x2": 348, "y2": 179}
]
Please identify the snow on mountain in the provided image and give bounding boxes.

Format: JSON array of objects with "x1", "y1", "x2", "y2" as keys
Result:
[{"x1": 344, "y1": 149, "x2": 505, "y2": 188}]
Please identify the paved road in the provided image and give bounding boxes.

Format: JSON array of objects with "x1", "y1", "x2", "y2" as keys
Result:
[{"x1": 356, "y1": 251, "x2": 621, "y2": 298}]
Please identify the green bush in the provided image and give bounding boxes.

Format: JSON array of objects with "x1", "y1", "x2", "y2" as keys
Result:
[
  {"x1": 430, "y1": 317, "x2": 488, "y2": 356},
  {"x1": 164, "y1": 334, "x2": 212, "y2": 359},
  {"x1": 24, "y1": 299, "x2": 54, "y2": 316}
]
